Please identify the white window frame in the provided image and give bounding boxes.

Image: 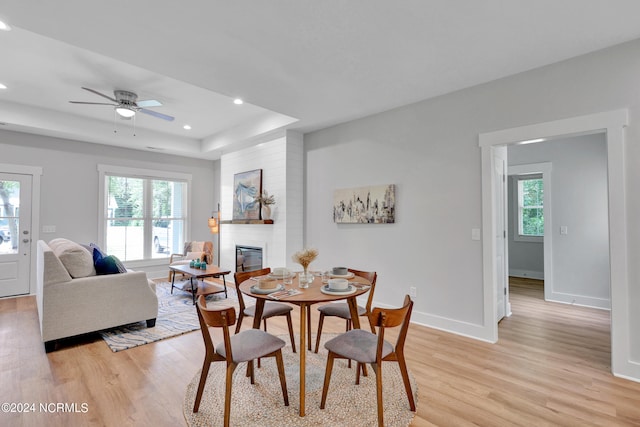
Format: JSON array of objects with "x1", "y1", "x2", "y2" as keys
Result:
[
  {"x1": 512, "y1": 173, "x2": 544, "y2": 243},
  {"x1": 98, "y1": 164, "x2": 192, "y2": 267}
]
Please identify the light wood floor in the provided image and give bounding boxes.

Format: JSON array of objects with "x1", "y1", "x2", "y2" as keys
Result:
[{"x1": 2, "y1": 278, "x2": 640, "y2": 426}]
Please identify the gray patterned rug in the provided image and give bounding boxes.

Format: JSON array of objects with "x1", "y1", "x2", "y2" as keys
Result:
[
  {"x1": 99, "y1": 280, "x2": 237, "y2": 352},
  {"x1": 183, "y1": 334, "x2": 418, "y2": 426}
]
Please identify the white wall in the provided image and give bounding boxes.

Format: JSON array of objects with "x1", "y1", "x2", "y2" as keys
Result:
[
  {"x1": 305, "y1": 122, "x2": 486, "y2": 331},
  {"x1": 304, "y1": 37, "x2": 640, "y2": 374},
  {"x1": 0, "y1": 130, "x2": 217, "y2": 283},
  {"x1": 509, "y1": 134, "x2": 610, "y2": 308},
  {"x1": 219, "y1": 133, "x2": 303, "y2": 277}
]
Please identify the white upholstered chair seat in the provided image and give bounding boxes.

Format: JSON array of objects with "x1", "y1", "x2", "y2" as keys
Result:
[
  {"x1": 215, "y1": 329, "x2": 286, "y2": 363},
  {"x1": 244, "y1": 302, "x2": 293, "y2": 319},
  {"x1": 317, "y1": 302, "x2": 366, "y2": 319},
  {"x1": 324, "y1": 329, "x2": 394, "y2": 363}
]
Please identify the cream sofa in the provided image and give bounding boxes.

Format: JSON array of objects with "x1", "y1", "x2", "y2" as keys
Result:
[{"x1": 36, "y1": 239, "x2": 158, "y2": 352}]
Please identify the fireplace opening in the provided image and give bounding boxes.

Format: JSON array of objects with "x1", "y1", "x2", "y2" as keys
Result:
[{"x1": 236, "y1": 245, "x2": 263, "y2": 272}]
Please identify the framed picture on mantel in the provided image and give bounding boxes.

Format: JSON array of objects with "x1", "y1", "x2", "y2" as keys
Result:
[{"x1": 233, "y1": 169, "x2": 262, "y2": 220}]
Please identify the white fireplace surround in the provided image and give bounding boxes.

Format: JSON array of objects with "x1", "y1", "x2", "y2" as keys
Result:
[{"x1": 219, "y1": 132, "x2": 304, "y2": 284}]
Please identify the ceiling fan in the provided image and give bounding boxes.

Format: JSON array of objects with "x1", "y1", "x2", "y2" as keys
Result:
[{"x1": 69, "y1": 87, "x2": 175, "y2": 121}]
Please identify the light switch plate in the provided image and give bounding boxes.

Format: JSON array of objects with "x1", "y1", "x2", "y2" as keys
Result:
[
  {"x1": 42, "y1": 225, "x2": 56, "y2": 233},
  {"x1": 471, "y1": 228, "x2": 481, "y2": 241}
]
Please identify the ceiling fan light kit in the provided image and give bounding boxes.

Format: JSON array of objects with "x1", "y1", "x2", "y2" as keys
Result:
[
  {"x1": 69, "y1": 87, "x2": 175, "y2": 122},
  {"x1": 115, "y1": 106, "x2": 136, "y2": 118}
]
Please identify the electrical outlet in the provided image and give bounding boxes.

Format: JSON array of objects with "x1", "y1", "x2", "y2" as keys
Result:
[{"x1": 409, "y1": 286, "x2": 417, "y2": 298}]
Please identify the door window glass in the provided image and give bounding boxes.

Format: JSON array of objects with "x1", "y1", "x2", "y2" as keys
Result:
[{"x1": 0, "y1": 180, "x2": 20, "y2": 254}]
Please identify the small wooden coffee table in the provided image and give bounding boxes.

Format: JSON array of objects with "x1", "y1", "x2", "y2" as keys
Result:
[{"x1": 169, "y1": 264, "x2": 231, "y2": 304}]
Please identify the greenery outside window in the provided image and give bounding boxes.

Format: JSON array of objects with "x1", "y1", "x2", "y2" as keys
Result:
[
  {"x1": 516, "y1": 175, "x2": 543, "y2": 241},
  {"x1": 99, "y1": 165, "x2": 191, "y2": 263}
]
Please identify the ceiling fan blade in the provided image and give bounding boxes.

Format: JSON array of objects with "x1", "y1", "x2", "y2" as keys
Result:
[
  {"x1": 139, "y1": 108, "x2": 174, "y2": 121},
  {"x1": 69, "y1": 101, "x2": 116, "y2": 106},
  {"x1": 136, "y1": 99, "x2": 162, "y2": 108},
  {"x1": 81, "y1": 87, "x2": 118, "y2": 103}
]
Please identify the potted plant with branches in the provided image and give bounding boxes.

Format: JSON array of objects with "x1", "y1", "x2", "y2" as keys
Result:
[{"x1": 254, "y1": 190, "x2": 276, "y2": 220}]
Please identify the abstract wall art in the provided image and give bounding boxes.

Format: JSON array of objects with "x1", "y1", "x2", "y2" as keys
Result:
[
  {"x1": 333, "y1": 184, "x2": 395, "y2": 223},
  {"x1": 233, "y1": 169, "x2": 262, "y2": 220}
]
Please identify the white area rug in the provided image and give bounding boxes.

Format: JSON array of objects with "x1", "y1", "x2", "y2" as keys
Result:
[
  {"x1": 183, "y1": 334, "x2": 418, "y2": 426},
  {"x1": 99, "y1": 281, "x2": 237, "y2": 352}
]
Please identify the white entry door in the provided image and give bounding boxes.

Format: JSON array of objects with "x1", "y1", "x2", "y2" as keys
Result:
[
  {"x1": 0, "y1": 173, "x2": 32, "y2": 297},
  {"x1": 493, "y1": 148, "x2": 508, "y2": 321}
]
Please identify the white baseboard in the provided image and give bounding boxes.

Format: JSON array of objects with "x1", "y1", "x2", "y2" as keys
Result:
[
  {"x1": 369, "y1": 299, "x2": 495, "y2": 343},
  {"x1": 613, "y1": 359, "x2": 640, "y2": 383},
  {"x1": 509, "y1": 269, "x2": 544, "y2": 280},
  {"x1": 546, "y1": 291, "x2": 610, "y2": 310}
]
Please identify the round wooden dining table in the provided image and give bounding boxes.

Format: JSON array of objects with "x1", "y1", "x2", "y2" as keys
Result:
[{"x1": 238, "y1": 272, "x2": 372, "y2": 417}]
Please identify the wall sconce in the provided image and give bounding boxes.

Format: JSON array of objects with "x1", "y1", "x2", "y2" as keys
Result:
[
  {"x1": 209, "y1": 204, "x2": 221, "y2": 265},
  {"x1": 208, "y1": 214, "x2": 219, "y2": 234}
]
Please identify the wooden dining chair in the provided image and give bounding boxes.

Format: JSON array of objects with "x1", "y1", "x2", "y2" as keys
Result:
[
  {"x1": 314, "y1": 268, "x2": 377, "y2": 354},
  {"x1": 192, "y1": 295, "x2": 289, "y2": 427},
  {"x1": 320, "y1": 295, "x2": 416, "y2": 427},
  {"x1": 234, "y1": 268, "x2": 296, "y2": 352}
]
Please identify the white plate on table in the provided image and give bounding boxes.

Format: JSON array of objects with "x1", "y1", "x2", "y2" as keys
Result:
[
  {"x1": 320, "y1": 284, "x2": 357, "y2": 295},
  {"x1": 329, "y1": 272, "x2": 355, "y2": 279},
  {"x1": 250, "y1": 284, "x2": 285, "y2": 294}
]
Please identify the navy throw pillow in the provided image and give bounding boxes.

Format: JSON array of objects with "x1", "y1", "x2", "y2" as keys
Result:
[
  {"x1": 90, "y1": 243, "x2": 106, "y2": 258},
  {"x1": 93, "y1": 249, "x2": 122, "y2": 275}
]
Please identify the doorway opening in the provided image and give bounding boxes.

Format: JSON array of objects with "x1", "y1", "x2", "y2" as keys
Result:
[
  {"x1": 507, "y1": 162, "x2": 552, "y2": 305},
  {"x1": 507, "y1": 135, "x2": 610, "y2": 311},
  {"x1": 479, "y1": 109, "x2": 632, "y2": 379}
]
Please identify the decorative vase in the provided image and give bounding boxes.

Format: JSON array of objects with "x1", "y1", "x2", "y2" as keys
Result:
[
  {"x1": 261, "y1": 205, "x2": 272, "y2": 220},
  {"x1": 299, "y1": 268, "x2": 312, "y2": 288}
]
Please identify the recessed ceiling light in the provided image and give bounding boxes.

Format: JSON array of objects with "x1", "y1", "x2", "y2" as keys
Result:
[
  {"x1": 233, "y1": 98, "x2": 243, "y2": 105},
  {"x1": 0, "y1": 20, "x2": 11, "y2": 31},
  {"x1": 183, "y1": 124, "x2": 192, "y2": 130},
  {"x1": 0, "y1": 83, "x2": 6, "y2": 90}
]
